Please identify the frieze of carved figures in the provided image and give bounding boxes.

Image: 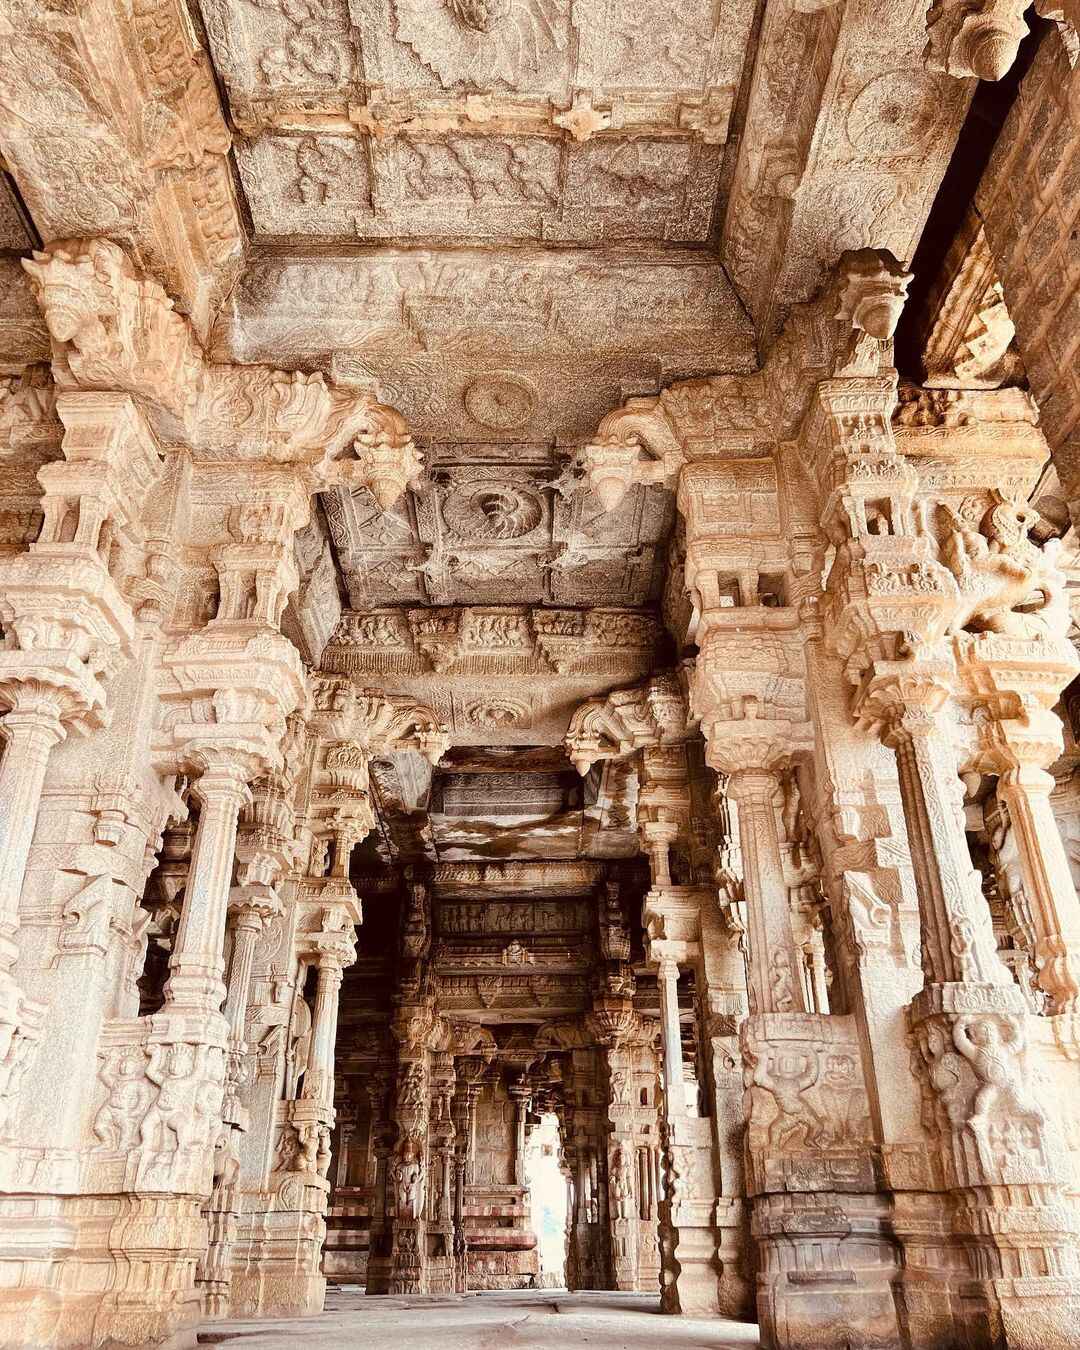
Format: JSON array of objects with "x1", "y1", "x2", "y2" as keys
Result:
[
  {"x1": 740, "y1": 1014, "x2": 874, "y2": 1192},
  {"x1": 322, "y1": 605, "x2": 660, "y2": 677}
]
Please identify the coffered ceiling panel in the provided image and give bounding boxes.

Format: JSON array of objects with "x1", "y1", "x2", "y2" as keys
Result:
[
  {"x1": 198, "y1": 0, "x2": 759, "y2": 246},
  {"x1": 321, "y1": 453, "x2": 673, "y2": 609}
]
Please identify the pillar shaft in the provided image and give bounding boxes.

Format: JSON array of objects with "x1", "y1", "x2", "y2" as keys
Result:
[
  {"x1": 0, "y1": 704, "x2": 64, "y2": 972},
  {"x1": 305, "y1": 958, "x2": 344, "y2": 1106},
  {"x1": 223, "y1": 912, "x2": 262, "y2": 1043},
  {"x1": 997, "y1": 765, "x2": 1080, "y2": 1013},
  {"x1": 165, "y1": 764, "x2": 250, "y2": 1013},
  {"x1": 656, "y1": 957, "x2": 685, "y2": 1116},
  {"x1": 883, "y1": 702, "x2": 1005, "y2": 989},
  {"x1": 726, "y1": 768, "x2": 809, "y2": 1016}
]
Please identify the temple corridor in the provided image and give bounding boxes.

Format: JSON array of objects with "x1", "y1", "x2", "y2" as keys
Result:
[
  {"x1": 3, "y1": 0, "x2": 1080, "y2": 1346},
  {"x1": 197, "y1": 1290, "x2": 760, "y2": 1350}
]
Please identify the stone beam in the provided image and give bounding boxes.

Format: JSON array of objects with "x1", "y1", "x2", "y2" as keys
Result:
[
  {"x1": 721, "y1": 0, "x2": 973, "y2": 342},
  {"x1": 0, "y1": 0, "x2": 245, "y2": 339}
]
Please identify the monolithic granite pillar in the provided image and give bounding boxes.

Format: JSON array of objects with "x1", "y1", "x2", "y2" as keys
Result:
[
  {"x1": 201, "y1": 889, "x2": 281, "y2": 1319},
  {"x1": 723, "y1": 767, "x2": 809, "y2": 1019},
  {"x1": 656, "y1": 955, "x2": 686, "y2": 1116},
  {"x1": 388, "y1": 1004, "x2": 435, "y2": 1295},
  {"x1": 952, "y1": 624, "x2": 1080, "y2": 1025},
  {"x1": 164, "y1": 753, "x2": 253, "y2": 1016},
  {"x1": 859, "y1": 662, "x2": 1080, "y2": 1346}
]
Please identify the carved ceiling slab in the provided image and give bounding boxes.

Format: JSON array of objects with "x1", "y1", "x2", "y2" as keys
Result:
[
  {"x1": 319, "y1": 457, "x2": 673, "y2": 609},
  {"x1": 198, "y1": 0, "x2": 756, "y2": 137},
  {"x1": 235, "y1": 132, "x2": 723, "y2": 243},
  {"x1": 210, "y1": 250, "x2": 756, "y2": 442},
  {"x1": 320, "y1": 605, "x2": 663, "y2": 744},
  {"x1": 720, "y1": 0, "x2": 973, "y2": 337}
]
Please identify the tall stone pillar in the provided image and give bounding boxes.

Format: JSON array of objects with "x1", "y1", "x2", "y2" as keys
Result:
[
  {"x1": 802, "y1": 250, "x2": 1080, "y2": 1346},
  {"x1": 164, "y1": 753, "x2": 254, "y2": 1016},
  {"x1": 427, "y1": 1055, "x2": 456, "y2": 1294},
  {"x1": 388, "y1": 1002, "x2": 436, "y2": 1295},
  {"x1": 200, "y1": 889, "x2": 281, "y2": 1319},
  {"x1": 954, "y1": 632, "x2": 1080, "y2": 1022},
  {"x1": 723, "y1": 766, "x2": 809, "y2": 1018},
  {"x1": 365, "y1": 1069, "x2": 396, "y2": 1295},
  {"x1": 0, "y1": 236, "x2": 416, "y2": 1349},
  {"x1": 509, "y1": 1075, "x2": 531, "y2": 1188},
  {"x1": 655, "y1": 955, "x2": 685, "y2": 1116}
]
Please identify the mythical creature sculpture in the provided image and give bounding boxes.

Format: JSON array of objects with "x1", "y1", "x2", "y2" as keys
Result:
[
  {"x1": 939, "y1": 495, "x2": 1067, "y2": 638},
  {"x1": 952, "y1": 1014, "x2": 1045, "y2": 1131}
]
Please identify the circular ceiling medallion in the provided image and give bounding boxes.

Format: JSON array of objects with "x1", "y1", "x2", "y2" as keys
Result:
[
  {"x1": 463, "y1": 373, "x2": 536, "y2": 431},
  {"x1": 442, "y1": 481, "x2": 544, "y2": 541},
  {"x1": 461, "y1": 697, "x2": 530, "y2": 730}
]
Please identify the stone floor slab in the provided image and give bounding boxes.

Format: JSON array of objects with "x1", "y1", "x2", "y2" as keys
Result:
[{"x1": 197, "y1": 1289, "x2": 761, "y2": 1349}]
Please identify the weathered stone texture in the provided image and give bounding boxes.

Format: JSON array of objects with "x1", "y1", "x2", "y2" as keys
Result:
[{"x1": 977, "y1": 28, "x2": 1080, "y2": 502}]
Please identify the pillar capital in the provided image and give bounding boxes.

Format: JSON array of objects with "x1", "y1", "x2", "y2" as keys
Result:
[
  {"x1": 187, "y1": 746, "x2": 259, "y2": 814},
  {"x1": 723, "y1": 764, "x2": 784, "y2": 806}
]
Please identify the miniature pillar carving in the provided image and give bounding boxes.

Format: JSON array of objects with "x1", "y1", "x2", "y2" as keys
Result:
[
  {"x1": 995, "y1": 764, "x2": 1080, "y2": 1014},
  {"x1": 0, "y1": 694, "x2": 64, "y2": 979}
]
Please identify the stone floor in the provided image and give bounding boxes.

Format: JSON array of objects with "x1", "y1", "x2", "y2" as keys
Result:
[{"x1": 197, "y1": 1288, "x2": 761, "y2": 1348}]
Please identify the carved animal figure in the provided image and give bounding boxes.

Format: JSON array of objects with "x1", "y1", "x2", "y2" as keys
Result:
[{"x1": 939, "y1": 498, "x2": 1066, "y2": 638}]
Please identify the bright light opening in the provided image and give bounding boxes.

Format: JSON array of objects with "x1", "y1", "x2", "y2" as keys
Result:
[{"x1": 524, "y1": 1112, "x2": 567, "y2": 1289}]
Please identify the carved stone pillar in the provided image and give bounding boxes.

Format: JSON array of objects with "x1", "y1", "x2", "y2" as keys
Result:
[
  {"x1": 304, "y1": 952, "x2": 346, "y2": 1109},
  {"x1": 388, "y1": 1003, "x2": 435, "y2": 1296},
  {"x1": 223, "y1": 892, "x2": 279, "y2": 1045},
  {"x1": 365, "y1": 1069, "x2": 395, "y2": 1296},
  {"x1": 955, "y1": 632, "x2": 1080, "y2": 1023},
  {"x1": 164, "y1": 752, "x2": 255, "y2": 1017},
  {"x1": 724, "y1": 765, "x2": 809, "y2": 1018},
  {"x1": 0, "y1": 693, "x2": 64, "y2": 981},
  {"x1": 863, "y1": 662, "x2": 1080, "y2": 1346},
  {"x1": 509, "y1": 1076, "x2": 531, "y2": 1188},
  {"x1": 655, "y1": 954, "x2": 685, "y2": 1118},
  {"x1": 200, "y1": 890, "x2": 280, "y2": 1320}
]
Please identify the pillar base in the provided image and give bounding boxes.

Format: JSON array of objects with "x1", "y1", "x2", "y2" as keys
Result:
[
  {"x1": 228, "y1": 1177, "x2": 328, "y2": 1319},
  {"x1": 0, "y1": 1192, "x2": 205, "y2": 1350},
  {"x1": 753, "y1": 1191, "x2": 902, "y2": 1350}
]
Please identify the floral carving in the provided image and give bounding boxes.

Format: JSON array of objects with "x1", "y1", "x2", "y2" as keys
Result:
[{"x1": 392, "y1": 0, "x2": 567, "y2": 89}]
